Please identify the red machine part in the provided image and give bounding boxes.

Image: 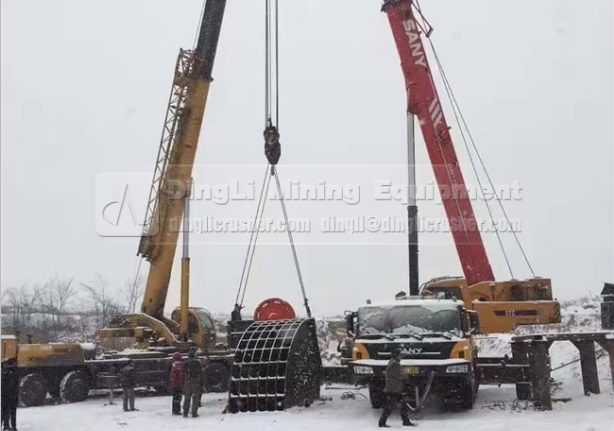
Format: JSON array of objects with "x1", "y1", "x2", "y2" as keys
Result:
[
  {"x1": 253, "y1": 298, "x2": 296, "y2": 321},
  {"x1": 382, "y1": 0, "x2": 495, "y2": 286}
]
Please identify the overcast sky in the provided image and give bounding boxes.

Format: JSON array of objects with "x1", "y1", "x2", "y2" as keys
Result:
[{"x1": 1, "y1": 0, "x2": 612, "y2": 317}]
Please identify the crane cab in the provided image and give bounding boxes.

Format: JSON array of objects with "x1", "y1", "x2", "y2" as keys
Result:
[
  {"x1": 420, "y1": 277, "x2": 467, "y2": 304},
  {"x1": 98, "y1": 307, "x2": 220, "y2": 352},
  {"x1": 170, "y1": 307, "x2": 218, "y2": 349}
]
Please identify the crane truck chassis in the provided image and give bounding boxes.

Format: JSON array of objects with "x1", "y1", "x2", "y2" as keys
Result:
[
  {"x1": 1, "y1": 316, "x2": 347, "y2": 408},
  {"x1": 1, "y1": 329, "x2": 236, "y2": 407},
  {"x1": 1, "y1": 297, "x2": 345, "y2": 408}
]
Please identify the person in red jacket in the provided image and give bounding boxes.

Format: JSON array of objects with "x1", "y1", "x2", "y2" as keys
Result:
[{"x1": 169, "y1": 352, "x2": 184, "y2": 415}]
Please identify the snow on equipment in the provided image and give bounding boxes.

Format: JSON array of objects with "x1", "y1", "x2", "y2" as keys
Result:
[{"x1": 228, "y1": 318, "x2": 322, "y2": 412}]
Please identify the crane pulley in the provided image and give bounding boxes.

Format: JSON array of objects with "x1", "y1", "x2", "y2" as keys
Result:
[{"x1": 234, "y1": 0, "x2": 311, "y2": 319}]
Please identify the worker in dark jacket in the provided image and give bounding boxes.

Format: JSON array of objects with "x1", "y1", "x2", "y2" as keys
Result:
[
  {"x1": 181, "y1": 348, "x2": 204, "y2": 418},
  {"x1": 120, "y1": 359, "x2": 137, "y2": 412},
  {"x1": 379, "y1": 349, "x2": 415, "y2": 427},
  {"x1": 231, "y1": 304, "x2": 244, "y2": 322},
  {"x1": 169, "y1": 352, "x2": 184, "y2": 415},
  {"x1": 1, "y1": 358, "x2": 19, "y2": 431}
]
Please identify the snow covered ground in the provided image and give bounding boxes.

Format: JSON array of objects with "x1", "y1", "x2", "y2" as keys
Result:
[
  {"x1": 19, "y1": 383, "x2": 614, "y2": 431},
  {"x1": 17, "y1": 297, "x2": 614, "y2": 430}
]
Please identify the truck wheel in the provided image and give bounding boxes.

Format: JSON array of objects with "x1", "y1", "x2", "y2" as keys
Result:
[
  {"x1": 516, "y1": 382, "x2": 531, "y2": 401},
  {"x1": 60, "y1": 370, "x2": 90, "y2": 403},
  {"x1": 369, "y1": 382, "x2": 385, "y2": 409},
  {"x1": 203, "y1": 362, "x2": 230, "y2": 393},
  {"x1": 49, "y1": 382, "x2": 61, "y2": 398},
  {"x1": 459, "y1": 381, "x2": 476, "y2": 410},
  {"x1": 20, "y1": 373, "x2": 48, "y2": 407}
]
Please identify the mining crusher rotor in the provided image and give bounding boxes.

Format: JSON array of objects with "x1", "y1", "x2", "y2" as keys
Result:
[{"x1": 227, "y1": 298, "x2": 323, "y2": 413}]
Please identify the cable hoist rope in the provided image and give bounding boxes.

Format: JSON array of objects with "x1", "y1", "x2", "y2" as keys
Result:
[
  {"x1": 235, "y1": 0, "x2": 311, "y2": 318},
  {"x1": 415, "y1": 0, "x2": 534, "y2": 278}
]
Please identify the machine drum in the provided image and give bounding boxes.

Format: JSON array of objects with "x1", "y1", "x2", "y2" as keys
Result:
[{"x1": 227, "y1": 318, "x2": 322, "y2": 413}]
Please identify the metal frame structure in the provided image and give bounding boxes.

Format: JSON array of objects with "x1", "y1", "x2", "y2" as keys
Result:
[{"x1": 138, "y1": 49, "x2": 196, "y2": 261}]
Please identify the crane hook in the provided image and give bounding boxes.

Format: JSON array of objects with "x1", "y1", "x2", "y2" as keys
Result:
[{"x1": 264, "y1": 118, "x2": 281, "y2": 170}]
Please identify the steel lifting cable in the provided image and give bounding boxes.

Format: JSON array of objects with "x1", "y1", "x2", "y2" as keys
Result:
[
  {"x1": 273, "y1": 169, "x2": 311, "y2": 318},
  {"x1": 235, "y1": 0, "x2": 311, "y2": 317},
  {"x1": 429, "y1": 45, "x2": 532, "y2": 278},
  {"x1": 192, "y1": 0, "x2": 207, "y2": 50},
  {"x1": 407, "y1": 7, "x2": 476, "y2": 244},
  {"x1": 235, "y1": 167, "x2": 272, "y2": 306},
  {"x1": 415, "y1": 0, "x2": 533, "y2": 278},
  {"x1": 427, "y1": 43, "x2": 514, "y2": 278},
  {"x1": 432, "y1": 51, "x2": 534, "y2": 277},
  {"x1": 236, "y1": 0, "x2": 278, "y2": 308}
]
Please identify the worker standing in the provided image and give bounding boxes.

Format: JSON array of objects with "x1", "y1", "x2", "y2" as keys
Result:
[
  {"x1": 231, "y1": 303, "x2": 244, "y2": 322},
  {"x1": 120, "y1": 359, "x2": 137, "y2": 412},
  {"x1": 169, "y1": 352, "x2": 184, "y2": 415},
  {"x1": 378, "y1": 349, "x2": 415, "y2": 428},
  {"x1": 1, "y1": 358, "x2": 19, "y2": 431},
  {"x1": 181, "y1": 348, "x2": 204, "y2": 418}
]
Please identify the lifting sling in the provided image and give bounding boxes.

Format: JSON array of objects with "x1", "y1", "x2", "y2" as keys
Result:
[{"x1": 234, "y1": 0, "x2": 311, "y2": 319}]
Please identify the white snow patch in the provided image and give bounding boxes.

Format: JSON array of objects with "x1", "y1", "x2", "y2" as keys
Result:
[{"x1": 18, "y1": 384, "x2": 614, "y2": 431}]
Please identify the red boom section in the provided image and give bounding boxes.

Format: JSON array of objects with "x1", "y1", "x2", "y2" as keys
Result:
[{"x1": 383, "y1": 0, "x2": 495, "y2": 285}]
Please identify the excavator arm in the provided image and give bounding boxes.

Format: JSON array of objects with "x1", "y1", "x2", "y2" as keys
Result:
[
  {"x1": 137, "y1": 0, "x2": 227, "y2": 320},
  {"x1": 382, "y1": 0, "x2": 494, "y2": 286}
]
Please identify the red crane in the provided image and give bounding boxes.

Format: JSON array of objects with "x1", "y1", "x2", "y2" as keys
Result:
[{"x1": 382, "y1": 0, "x2": 495, "y2": 289}]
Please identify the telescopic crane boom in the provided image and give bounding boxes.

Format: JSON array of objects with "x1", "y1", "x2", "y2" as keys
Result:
[
  {"x1": 98, "y1": 0, "x2": 228, "y2": 350},
  {"x1": 382, "y1": 0, "x2": 560, "y2": 333},
  {"x1": 383, "y1": 0, "x2": 494, "y2": 288},
  {"x1": 137, "y1": 0, "x2": 226, "y2": 320}
]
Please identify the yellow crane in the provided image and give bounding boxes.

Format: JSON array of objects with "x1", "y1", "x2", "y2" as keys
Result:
[{"x1": 98, "y1": 0, "x2": 228, "y2": 352}]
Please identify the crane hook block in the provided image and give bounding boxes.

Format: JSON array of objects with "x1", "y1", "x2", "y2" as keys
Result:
[
  {"x1": 253, "y1": 298, "x2": 296, "y2": 321},
  {"x1": 264, "y1": 124, "x2": 281, "y2": 165}
]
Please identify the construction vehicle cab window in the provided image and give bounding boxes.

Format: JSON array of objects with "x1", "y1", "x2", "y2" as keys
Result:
[{"x1": 358, "y1": 302, "x2": 465, "y2": 338}]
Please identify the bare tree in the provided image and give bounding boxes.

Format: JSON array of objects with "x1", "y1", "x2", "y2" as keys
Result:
[
  {"x1": 120, "y1": 272, "x2": 145, "y2": 314},
  {"x1": 1, "y1": 287, "x2": 10, "y2": 307},
  {"x1": 2, "y1": 284, "x2": 44, "y2": 331},
  {"x1": 44, "y1": 275, "x2": 78, "y2": 327},
  {"x1": 81, "y1": 273, "x2": 123, "y2": 328}
]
